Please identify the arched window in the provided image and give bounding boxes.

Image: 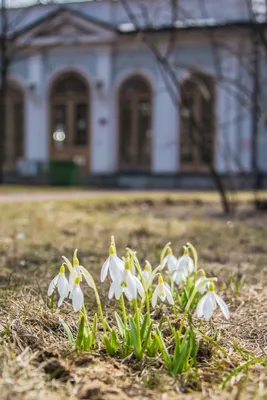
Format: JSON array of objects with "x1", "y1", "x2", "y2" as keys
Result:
[
  {"x1": 179, "y1": 72, "x2": 215, "y2": 171},
  {"x1": 3, "y1": 81, "x2": 24, "y2": 172},
  {"x1": 119, "y1": 75, "x2": 152, "y2": 171},
  {"x1": 50, "y1": 72, "x2": 90, "y2": 169}
]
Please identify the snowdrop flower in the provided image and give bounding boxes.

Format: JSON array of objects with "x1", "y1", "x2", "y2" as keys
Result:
[
  {"x1": 72, "y1": 276, "x2": 84, "y2": 312},
  {"x1": 172, "y1": 267, "x2": 187, "y2": 286},
  {"x1": 196, "y1": 283, "x2": 230, "y2": 321},
  {"x1": 47, "y1": 264, "x2": 69, "y2": 307},
  {"x1": 108, "y1": 259, "x2": 144, "y2": 301},
  {"x1": 101, "y1": 244, "x2": 124, "y2": 282},
  {"x1": 142, "y1": 260, "x2": 152, "y2": 283},
  {"x1": 68, "y1": 250, "x2": 83, "y2": 293},
  {"x1": 176, "y1": 247, "x2": 194, "y2": 275},
  {"x1": 195, "y1": 271, "x2": 210, "y2": 294},
  {"x1": 161, "y1": 248, "x2": 178, "y2": 274},
  {"x1": 152, "y1": 275, "x2": 174, "y2": 307}
]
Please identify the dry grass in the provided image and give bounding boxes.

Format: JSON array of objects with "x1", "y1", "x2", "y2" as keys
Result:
[{"x1": 0, "y1": 193, "x2": 266, "y2": 399}]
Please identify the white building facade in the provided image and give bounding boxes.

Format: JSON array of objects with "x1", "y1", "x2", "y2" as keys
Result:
[{"x1": 2, "y1": 0, "x2": 267, "y2": 187}]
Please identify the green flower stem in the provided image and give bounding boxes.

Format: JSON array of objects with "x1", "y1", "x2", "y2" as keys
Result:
[
  {"x1": 79, "y1": 265, "x2": 109, "y2": 334},
  {"x1": 120, "y1": 295, "x2": 127, "y2": 327},
  {"x1": 82, "y1": 304, "x2": 90, "y2": 328},
  {"x1": 187, "y1": 242, "x2": 198, "y2": 282},
  {"x1": 178, "y1": 277, "x2": 217, "y2": 340},
  {"x1": 133, "y1": 298, "x2": 141, "y2": 354},
  {"x1": 160, "y1": 242, "x2": 171, "y2": 264},
  {"x1": 145, "y1": 291, "x2": 151, "y2": 325},
  {"x1": 126, "y1": 250, "x2": 151, "y2": 325}
]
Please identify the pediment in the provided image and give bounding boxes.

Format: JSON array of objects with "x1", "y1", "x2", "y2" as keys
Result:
[{"x1": 15, "y1": 8, "x2": 116, "y2": 47}]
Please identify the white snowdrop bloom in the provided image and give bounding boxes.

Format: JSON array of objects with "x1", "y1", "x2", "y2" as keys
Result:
[
  {"x1": 108, "y1": 260, "x2": 144, "y2": 301},
  {"x1": 63, "y1": 250, "x2": 94, "y2": 293},
  {"x1": 72, "y1": 277, "x2": 84, "y2": 312},
  {"x1": 195, "y1": 273, "x2": 210, "y2": 294},
  {"x1": 142, "y1": 261, "x2": 152, "y2": 283},
  {"x1": 162, "y1": 248, "x2": 178, "y2": 274},
  {"x1": 176, "y1": 247, "x2": 194, "y2": 275},
  {"x1": 47, "y1": 264, "x2": 70, "y2": 307},
  {"x1": 152, "y1": 275, "x2": 174, "y2": 308},
  {"x1": 172, "y1": 268, "x2": 188, "y2": 286},
  {"x1": 101, "y1": 244, "x2": 124, "y2": 282},
  {"x1": 196, "y1": 284, "x2": 230, "y2": 321}
]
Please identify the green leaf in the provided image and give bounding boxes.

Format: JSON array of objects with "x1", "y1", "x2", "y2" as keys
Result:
[
  {"x1": 115, "y1": 312, "x2": 125, "y2": 338},
  {"x1": 172, "y1": 339, "x2": 189, "y2": 375},
  {"x1": 155, "y1": 329, "x2": 172, "y2": 371},
  {"x1": 103, "y1": 334, "x2": 115, "y2": 355},
  {"x1": 60, "y1": 319, "x2": 75, "y2": 347},
  {"x1": 141, "y1": 322, "x2": 153, "y2": 357},
  {"x1": 75, "y1": 316, "x2": 85, "y2": 349},
  {"x1": 129, "y1": 317, "x2": 140, "y2": 357},
  {"x1": 92, "y1": 313, "x2": 98, "y2": 346},
  {"x1": 140, "y1": 313, "x2": 148, "y2": 340},
  {"x1": 111, "y1": 328, "x2": 118, "y2": 352}
]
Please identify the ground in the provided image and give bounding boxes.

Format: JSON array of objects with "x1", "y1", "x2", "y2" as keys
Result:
[{"x1": 0, "y1": 189, "x2": 266, "y2": 400}]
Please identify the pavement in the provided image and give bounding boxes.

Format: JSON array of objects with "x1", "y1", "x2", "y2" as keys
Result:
[{"x1": 0, "y1": 190, "x2": 119, "y2": 203}]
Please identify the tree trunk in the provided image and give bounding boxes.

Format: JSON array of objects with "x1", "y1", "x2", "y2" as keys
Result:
[{"x1": 0, "y1": 0, "x2": 8, "y2": 184}]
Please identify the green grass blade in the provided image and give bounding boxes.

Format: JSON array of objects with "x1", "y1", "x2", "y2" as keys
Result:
[
  {"x1": 140, "y1": 313, "x2": 148, "y2": 340},
  {"x1": 129, "y1": 317, "x2": 140, "y2": 357},
  {"x1": 115, "y1": 311, "x2": 125, "y2": 338},
  {"x1": 60, "y1": 319, "x2": 75, "y2": 347},
  {"x1": 155, "y1": 328, "x2": 172, "y2": 371},
  {"x1": 75, "y1": 316, "x2": 85, "y2": 349}
]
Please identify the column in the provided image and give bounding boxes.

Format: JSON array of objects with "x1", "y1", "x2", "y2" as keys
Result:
[
  {"x1": 91, "y1": 47, "x2": 114, "y2": 173},
  {"x1": 25, "y1": 54, "x2": 47, "y2": 167},
  {"x1": 153, "y1": 67, "x2": 178, "y2": 173}
]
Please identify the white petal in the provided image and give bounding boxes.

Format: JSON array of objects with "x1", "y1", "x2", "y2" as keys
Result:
[
  {"x1": 72, "y1": 285, "x2": 84, "y2": 312},
  {"x1": 203, "y1": 293, "x2": 215, "y2": 320},
  {"x1": 187, "y1": 257, "x2": 194, "y2": 274},
  {"x1": 152, "y1": 285, "x2": 160, "y2": 308},
  {"x1": 57, "y1": 274, "x2": 69, "y2": 298},
  {"x1": 196, "y1": 277, "x2": 207, "y2": 294},
  {"x1": 114, "y1": 280, "x2": 123, "y2": 300},
  {"x1": 163, "y1": 284, "x2": 174, "y2": 305},
  {"x1": 215, "y1": 294, "x2": 230, "y2": 320},
  {"x1": 126, "y1": 271, "x2": 137, "y2": 299},
  {"x1": 108, "y1": 281, "x2": 116, "y2": 299},
  {"x1": 159, "y1": 292, "x2": 166, "y2": 302},
  {"x1": 109, "y1": 255, "x2": 124, "y2": 281},
  {"x1": 161, "y1": 256, "x2": 168, "y2": 270},
  {"x1": 48, "y1": 274, "x2": 59, "y2": 296},
  {"x1": 168, "y1": 255, "x2": 178, "y2": 274},
  {"x1": 58, "y1": 296, "x2": 65, "y2": 308},
  {"x1": 134, "y1": 277, "x2": 145, "y2": 299},
  {"x1": 100, "y1": 258, "x2": 110, "y2": 282},
  {"x1": 143, "y1": 270, "x2": 150, "y2": 282},
  {"x1": 124, "y1": 287, "x2": 133, "y2": 301},
  {"x1": 196, "y1": 293, "x2": 208, "y2": 318}
]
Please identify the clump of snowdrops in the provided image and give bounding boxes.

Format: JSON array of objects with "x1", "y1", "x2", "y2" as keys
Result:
[{"x1": 48, "y1": 237, "x2": 230, "y2": 376}]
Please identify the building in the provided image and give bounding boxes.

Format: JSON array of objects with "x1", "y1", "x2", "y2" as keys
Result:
[{"x1": 1, "y1": 0, "x2": 267, "y2": 188}]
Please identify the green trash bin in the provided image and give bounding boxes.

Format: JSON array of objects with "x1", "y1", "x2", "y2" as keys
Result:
[{"x1": 49, "y1": 160, "x2": 79, "y2": 186}]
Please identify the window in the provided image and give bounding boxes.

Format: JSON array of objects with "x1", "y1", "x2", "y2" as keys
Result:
[
  {"x1": 1, "y1": 82, "x2": 25, "y2": 172},
  {"x1": 252, "y1": 0, "x2": 267, "y2": 21},
  {"x1": 180, "y1": 72, "x2": 215, "y2": 171},
  {"x1": 51, "y1": 72, "x2": 89, "y2": 147},
  {"x1": 119, "y1": 75, "x2": 152, "y2": 171}
]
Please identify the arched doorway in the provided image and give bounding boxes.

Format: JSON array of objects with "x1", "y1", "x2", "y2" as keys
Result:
[
  {"x1": 119, "y1": 75, "x2": 152, "y2": 172},
  {"x1": 4, "y1": 81, "x2": 24, "y2": 172},
  {"x1": 179, "y1": 72, "x2": 215, "y2": 171},
  {"x1": 50, "y1": 72, "x2": 90, "y2": 170}
]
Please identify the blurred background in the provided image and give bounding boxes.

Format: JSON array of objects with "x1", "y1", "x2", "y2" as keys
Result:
[{"x1": 1, "y1": 0, "x2": 267, "y2": 212}]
